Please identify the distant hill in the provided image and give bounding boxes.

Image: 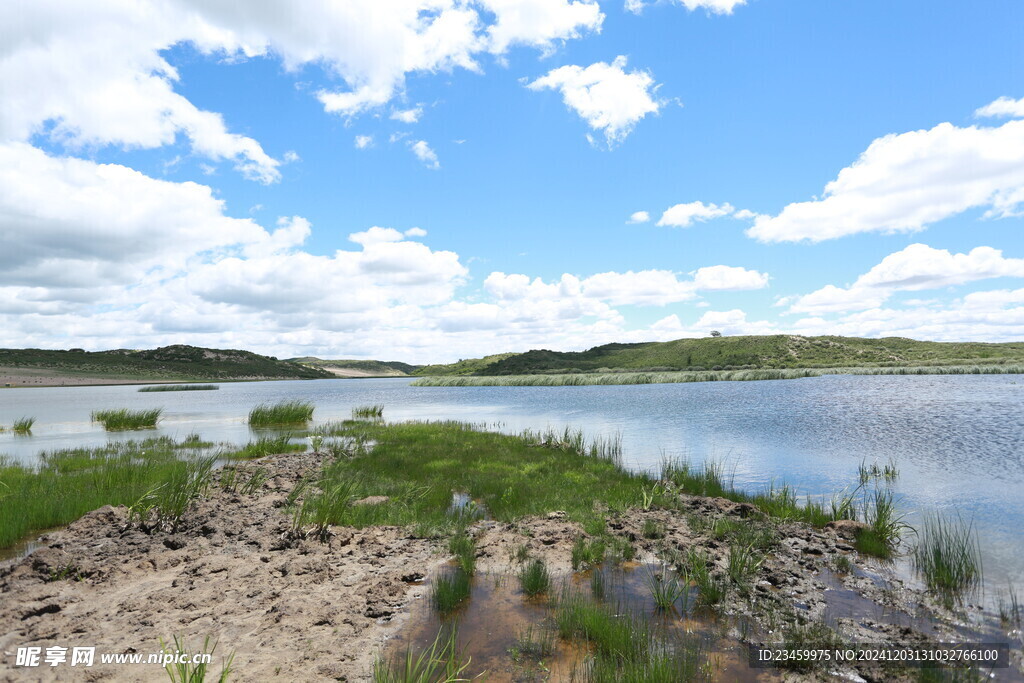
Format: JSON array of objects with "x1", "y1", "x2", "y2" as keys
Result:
[
  {"x1": 411, "y1": 353, "x2": 519, "y2": 376},
  {"x1": 291, "y1": 358, "x2": 419, "y2": 377},
  {"x1": 418, "y1": 336, "x2": 1024, "y2": 376},
  {"x1": 0, "y1": 345, "x2": 333, "y2": 383}
]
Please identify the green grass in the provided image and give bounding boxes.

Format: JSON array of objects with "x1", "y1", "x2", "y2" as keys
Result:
[
  {"x1": 0, "y1": 437, "x2": 211, "y2": 548},
  {"x1": 859, "y1": 488, "x2": 907, "y2": 558},
  {"x1": 12, "y1": 417, "x2": 35, "y2": 434},
  {"x1": 222, "y1": 434, "x2": 305, "y2": 460},
  {"x1": 126, "y1": 455, "x2": 216, "y2": 533},
  {"x1": 646, "y1": 565, "x2": 688, "y2": 610},
  {"x1": 572, "y1": 536, "x2": 606, "y2": 571},
  {"x1": 448, "y1": 531, "x2": 477, "y2": 575},
  {"x1": 912, "y1": 514, "x2": 983, "y2": 607},
  {"x1": 352, "y1": 404, "x2": 384, "y2": 419},
  {"x1": 519, "y1": 558, "x2": 551, "y2": 596},
  {"x1": 248, "y1": 400, "x2": 314, "y2": 427},
  {"x1": 642, "y1": 518, "x2": 666, "y2": 539},
  {"x1": 411, "y1": 364, "x2": 1024, "y2": 387},
  {"x1": 138, "y1": 384, "x2": 219, "y2": 392},
  {"x1": 431, "y1": 569, "x2": 471, "y2": 614},
  {"x1": 512, "y1": 624, "x2": 555, "y2": 660},
  {"x1": 683, "y1": 549, "x2": 727, "y2": 607},
  {"x1": 294, "y1": 421, "x2": 651, "y2": 538},
  {"x1": 726, "y1": 542, "x2": 764, "y2": 591},
  {"x1": 373, "y1": 625, "x2": 470, "y2": 683},
  {"x1": 91, "y1": 408, "x2": 163, "y2": 430},
  {"x1": 219, "y1": 466, "x2": 269, "y2": 495},
  {"x1": 159, "y1": 635, "x2": 234, "y2": 683}
]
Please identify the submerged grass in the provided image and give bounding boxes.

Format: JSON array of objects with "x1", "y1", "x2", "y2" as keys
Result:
[
  {"x1": 519, "y1": 558, "x2": 551, "y2": 596},
  {"x1": 138, "y1": 384, "x2": 219, "y2": 392},
  {"x1": 248, "y1": 400, "x2": 314, "y2": 427},
  {"x1": 91, "y1": 408, "x2": 162, "y2": 430},
  {"x1": 0, "y1": 437, "x2": 210, "y2": 547},
  {"x1": 411, "y1": 364, "x2": 1024, "y2": 387},
  {"x1": 913, "y1": 514, "x2": 983, "y2": 607},
  {"x1": 12, "y1": 417, "x2": 35, "y2": 434},
  {"x1": 431, "y1": 569, "x2": 471, "y2": 614}
]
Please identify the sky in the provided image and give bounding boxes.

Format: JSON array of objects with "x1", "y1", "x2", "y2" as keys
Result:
[{"x1": 1, "y1": 0, "x2": 1023, "y2": 363}]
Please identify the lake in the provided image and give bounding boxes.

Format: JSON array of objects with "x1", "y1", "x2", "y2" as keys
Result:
[{"x1": 1, "y1": 373, "x2": 1022, "y2": 595}]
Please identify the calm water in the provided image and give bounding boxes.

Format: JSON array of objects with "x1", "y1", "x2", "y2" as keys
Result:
[{"x1": 1, "y1": 374, "x2": 1022, "y2": 592}]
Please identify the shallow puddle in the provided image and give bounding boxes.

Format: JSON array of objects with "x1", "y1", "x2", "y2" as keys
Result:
[{"x1": 381, "y1": 561, "x2": 780, "y2": 681}]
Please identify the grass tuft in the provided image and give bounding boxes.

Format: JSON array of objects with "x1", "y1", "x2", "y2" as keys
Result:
[
  {"x1": 91, "y1": 408, "x2": 162, "y2": 431},
  {"x1": 248, "y1": 400, "x2": 314, "y2": 427},
  {"x1": 571, "y1": 536, "x2": 606, "y2": 571},
  {"x1": 373, "y1": 625, "x2": 469, "y2": 683},
  {"x1": 912, "y1": 514, "x2": 983, "y2": 607},
  {"x1": 448, "y1": 531, "x2": 477, "y2": 575},
  {"x1": 159, "y1": 635, "x2": 234, "y2": 683},
  {"x1": 431, "y1": 569, "x2": 471, "y2": 614},
  {"x1": 12, "y1": 417, "x2": 35, "y2": 434},
  {"x1": 519, "y1": 558, "x2": 551, "y2": 597},
  {"x1": 646, "y1": 565, "x2": 688, "y2": 610},
  {"x1": 352, "y1": 404, "x2": 385, "y2": 419},
  {"x1": 223, "y1": 434, "x2": 305, "y2": 460}
]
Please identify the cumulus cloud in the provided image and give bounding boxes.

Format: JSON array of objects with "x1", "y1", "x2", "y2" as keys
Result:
[
  {"x1": 354, "y1": 135, "x2": 374, "y2": 149},
  {"x1": 785, "y1": 244, "x2": 1024, "y2": 314},
  {"x1": 390, "y1": 107, "x2": 423, "y2": 123},
  {"x1": 410, "y1": 140, "x2": 440, "y2": 169},
  {"x1": 481, "y1": 0, "x2": 603, "y2": 55},
  {"x1": 526, "y1": 56, "x2": 662, "y2": 146},
  {"x1": 974, "y1": 96, "x2": 1024, "y2": 119},
  {"x1": 748, "y1": 117, "x2": 1024, "y2": 242},
  {"x1": 657, "y1": 201, "x2": 736, "y2": 227},
  {"x1": 626, "y1": 0, "x2": 747, "y2": 15},
  {"x1": 627, "y1": 210, "x2": 650, "y2": 224}
]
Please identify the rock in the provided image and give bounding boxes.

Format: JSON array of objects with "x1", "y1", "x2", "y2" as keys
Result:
[
  {"x1": 352, "y1": 496, "x2": 389, "y2": 506},
  {"x1": 824, "y1": 519, "x2": 869, "y2": 539}
]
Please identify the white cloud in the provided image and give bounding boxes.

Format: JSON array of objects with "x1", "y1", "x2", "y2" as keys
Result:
[
  {"x1": 748, "y1": 118, "x2": 1024, "y2": 242},
  {"x1": 410, "y1": 140, "x2": 440, "y2": 169},
  {"x1": 975, "y1": 96, "x2": 1024, "y2": 119},
  {"x1": 627, "y1": 210, "x2": 650, "y2": 224},
  {"x1": 526, "y1": 56, "x2": 662, "y2": 146},
  {"x1": 391, "y1": 107, "x2": 423, "y2": 124},
  {"x1": 657, "y1": 201, "x2": 735, "y2": 227},
  {"x1": 354, "y1": 135, "x2": 374, "y2": 149},
  {"x1": 485, "y1": 264, "x2": 768, "y2": 307},
  {"x1": 479, "y1": 0, "x2": 603, "y2": 55},
  {"x1": 785, "y1": 244, "x2": 1024, "y2": 314},
  {"x1": 626, "y1": 0, "x2": 747, "y2": 15},
  {"x1": 349, "y1": 226, "x2": 406, "y2": 246},
  {"x1": 405, "y1": 227, "x2": 428, "y2": 237}
]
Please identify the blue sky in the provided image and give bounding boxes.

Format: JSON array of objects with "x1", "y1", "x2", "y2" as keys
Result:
[{"x1": 3, "y1": 0, "x2": 1023, "y2": 362}]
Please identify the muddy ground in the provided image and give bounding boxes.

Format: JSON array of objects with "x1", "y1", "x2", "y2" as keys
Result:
[{"x1": 0, "y1": 450, "x2": 1018, "y2": 681}]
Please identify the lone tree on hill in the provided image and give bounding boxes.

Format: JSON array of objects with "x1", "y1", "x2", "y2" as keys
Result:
[{"x1": 709, "y1": 330, "x2": 722, "y2": 337}]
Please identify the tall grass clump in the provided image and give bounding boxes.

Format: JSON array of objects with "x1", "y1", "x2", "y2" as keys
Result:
[
  {"x1": 138, "y1": 384, "x2": 218, "y2": 392},
  {"x1": 572, "y1": 536, "x2": 606, "y2": 571},
  {"x1": 519, "y1": 558, "x2": 551, "y2": 596},
  {"x1": 0, "y1": 438, "x2": 208, "y2": 548},
  {"x1": 12, "y1": 417, "x2": 35, "y2": 434},
  {"x1": 352, "y1": 404, "x2": 384, "y2": 419},
  {"x1": 912, "y1": 514, "x2": 983, "y2": 607},
  {"x1": 127, "y1": 455, "x2": 216, "y2": 533},
  {"x1": 224, "y1": 434, "x2": 305, "y2": 460},
  {"x1": 373, "y1": 625, "x2": 469, "y2": 683},
  {"x1": 856, "y1": 488, "x2": 907, "y2": 558},
  {"x1": 248, "y1": 400, "x2": 314, "y2": 427},
  {"x1": 159, "y1": 635, "x2": 233, "y2": 683},
  {"x1": 448, "y1": 531, "x2": 477, "y2": 575},
  {"x1": 646, "y1": 565, "x2": 688, "y2": 611},
  {"x1": 91, "y1": 408, "x2": 162, "y2": 430},
  {"x1": 431, "y1": 569, "x2": 472, "y2": 614}
]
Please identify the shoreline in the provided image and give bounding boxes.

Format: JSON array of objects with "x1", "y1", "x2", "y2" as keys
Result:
[{"x1": 1, "y1": 425, "x2": 1018, "y2": 681}]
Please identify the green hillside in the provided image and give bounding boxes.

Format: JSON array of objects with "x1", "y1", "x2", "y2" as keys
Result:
[
  {"x1": 411, "y1": 353, "x2": 519, "y2": 376},
  {"x1": 0, "y1": 345, "x2": 333, "y2": 381},
  {"x1": 291, "y1": 358, "x2": 419, "y2": 377},
  {"x1": 427, "y1": 336, "x2": 1024, "y2": 376}
]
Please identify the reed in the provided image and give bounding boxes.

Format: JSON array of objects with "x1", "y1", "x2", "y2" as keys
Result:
[
  {"x1": 431, "y1": 569, "x2": 471, "y2": 614},
  {"x1": 373, "y1": 625, "x2": 469, "y2": 683},
  {"x1": 352, "y1": 404, "x2": 384, "y2": 419},
  {"x1": 912, "y1": 514, "x2": 983, "y2": 607},
  {"x1": 248, "y1": 400, "x2": 314, "y2": 427},
  {"x1": 224, "y1": 435, "x2": 305, "y2": 460},
  {"x1": 138, "y1": 384, "x2": 218, "y2": 392},
  {"x1": 91, "y1": 408, "x2": 162, "y2": 430},
  {"x1": 646, "y1": 565, "x2": 687, "y2": 610},
  {"x1": 519, "y1": 558, "x2": 551, "y2": 596},
  {"x1": 126, "y1": 455, "x2": 216, "y2": 533},
  {"x1": 12, "y1": 417, "x2": 35, "y2": 434}
]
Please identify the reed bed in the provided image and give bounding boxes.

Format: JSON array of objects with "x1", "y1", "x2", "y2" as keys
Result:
[
  {"x1": 411, "y1": 363, "x2": 1024, "y2": 387},
  {"x1": 91, "y1": 408, "x2": 162, "y2": 430},
  {"x1": 138, "y1": 384, "x2": 218, "y2": 392},
  {"x1": 223, "y1": 434, "x2": 305, "y2": 460},
  {"x1": 0, "y1": 437, "x2": 207, "y2": 547},
  {"x1": 248, "y1": 400, "x2": 314, "y2": 427},
  {"x1": 9, "y1": 417, "x2": 35, "y2": 434},
  {"x1": 351, "y1": 404, "x2": 384, "y2": 419}
]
